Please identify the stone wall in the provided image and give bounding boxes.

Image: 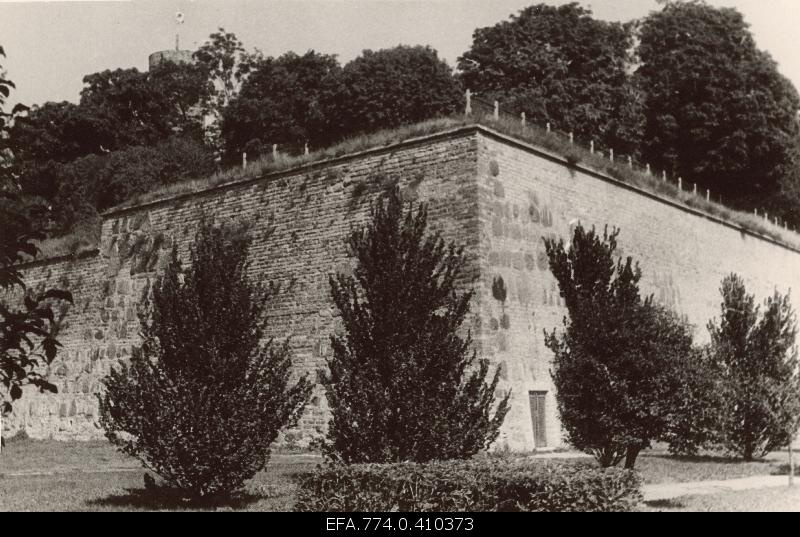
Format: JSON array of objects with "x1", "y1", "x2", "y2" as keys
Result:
[
  {"x1": 473, "y1": 127, "x2": 800, "y2": 450},
  {"x1": 6, "y1": 124, "x2": 800, "y2": 450},
  {"x1": 6, "y1": 128, "x2": 483, "y2": 443}
]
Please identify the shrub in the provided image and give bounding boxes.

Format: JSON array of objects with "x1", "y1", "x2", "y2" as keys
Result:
[
  {"x1": 660, "y1": 347, "x2": 725, "y2": 456},
  {"x1": 322, "y1": 187, "x2": 509, "y2": 463},
  {"x1": 294, "y1": 458, "x2": 642, "y2": 512},
  {"x1": 98, "y1": 220, "x2": 312, "y2": 501},
  {"x1": 707, "y1": 274, "x2": 800, "y2": 460},
  {"x1": 544, "y1": 224, "x2": 695, "y2": 468}
]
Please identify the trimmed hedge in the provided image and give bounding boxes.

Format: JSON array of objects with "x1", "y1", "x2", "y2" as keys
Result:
[{"x1": 294, "y1": 458, "x2": 642, "y2": 512}]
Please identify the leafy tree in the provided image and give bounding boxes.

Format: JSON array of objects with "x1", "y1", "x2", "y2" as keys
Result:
[
  {"x1": 544, "y1": 224, "x2": 694, "y2": 468},
  {"x1": 194, "y1": 28, "x2": 254, "y2": 110},
  {"x1": 457, "y1": 3, "x2": 643, "y2": 157},
  {"x1": 0, "y1": 194, "x2": 72, "y2": 416},
  {"x1": 10, "y1": 61, "x2": 210, "y2": 220},
  {"x1": 323, "y1": 187, "x2": 509, "y2": 463},
  {"x1": 147, "y1": 61, "x2": 212, "y2": 140},
  {"x1": 326, "y1": 46, "x2": 462, "y2": 142},
  {"x1": 1, "y1": 46, "x2": 71, "y2": 420},
  {"x1": 221, "y1": 51, "x2": 341, "y2": 162},
  {"x1": 765, "y1": 135, "x2": 800, "y2": 227},
  {"x1": 194, "y1": 28, "x2": 257, "y2": 149},
  {"x1": 9, "y1": 101, "x2": 116, "y2": 167},
  {"x1": 66, "y1": 136, "x2": 214, "y2": 213},
  {"x1": 708, "y1": 274, "x2": 800, "y2": 460},
  {"x1": 637, "y1": 1, "x2": 800, "y2": 207},
  {"x1": 660, "y1": 346, "x2": 725, "y2": 456},
  {"x1": 98, "y1": 221, "x2": 311, "y2": 500},
  {"x1": 80, "y1": 64, "x2": 208, "y2": 147}
]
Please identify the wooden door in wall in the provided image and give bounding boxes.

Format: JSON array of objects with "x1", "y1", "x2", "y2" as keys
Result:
[{"x1": 529, "y1": 391, "x2": 547, "y2": 448}]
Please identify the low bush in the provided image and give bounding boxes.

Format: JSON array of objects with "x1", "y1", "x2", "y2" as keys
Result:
[{"x1": 294, "y1": 458, "x2": 642, "y2": 512}]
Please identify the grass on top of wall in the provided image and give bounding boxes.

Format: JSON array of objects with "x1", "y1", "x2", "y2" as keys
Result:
[
  {"x1": 112, "y1": 116, "x2": 475, "y2": 211},
  {"x1": 27, "y1": 113, "x2": 800, "y2": 263},
  {"x1": 22, "y1": 218, "x2": 101, "y2": 266},
  {"x1": 472, "y1": 112, "x2": 800, "y2": 250}
]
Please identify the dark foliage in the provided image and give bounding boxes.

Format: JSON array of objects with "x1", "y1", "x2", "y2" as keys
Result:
[
  {"x1": 80, "y1": 63, "x2": 209, "y2": 147},
  {"x1": 1, "y1": 46, "x2": 72, "y2": 415},
  {"x1": 221, "y1": 51, "x2": 341, "y2": 162},
  {"x1": 193, "y1": 28, "x2": 255, "y2": 115},
  {"x1": 544, "y1": 224, "x2": 694, "y2": 468},
  {"x1": 326, "y1": 46, "x2": 463, "y2": 142},
  {"x1": 458, "y1": 3, "x2": 644, "y2": 157},
  {"x1": 0, "y1": 191, "x2": 72, "y2": 415},
  {"x1": 98, "y1": 221, "x2": 312, "y2": 500},
  {"x1": 637, "y1": 1, "x2": 800, "y2": 209},
  {"x1": 707, "y1": 274, "x2": 800, "y2": 460},
  {"x1": 660, "y1": 347, "x2": 725, "y2": 456},
  {"x1": 295, "y1": 458, "x2": 642, "y2": 512},
  {"x1": 8, "y1": 57, "x2": 212, "y2": 234},
  {"x1": 322, "y1": 187, "x2": 509, "y2": 463}
]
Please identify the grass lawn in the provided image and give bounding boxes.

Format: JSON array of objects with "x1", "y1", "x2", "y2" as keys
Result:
[
  {"x1": 543, "y1": 445, "x2": 794, "y2": 485},
  {"x1": 0, "y1": 439, "x2": 320, "y2": 511},
  {"x1": 1, "y1": 439, "x2": 796, "y2": 511},
  {"x1": 643, "y1": 486, "x2": 800, "y2": 512},
  {"x1": 629, "y1": 447, "x2": 794, "y2": 485}
]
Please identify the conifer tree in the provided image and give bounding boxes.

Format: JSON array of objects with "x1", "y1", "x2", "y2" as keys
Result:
[
  {"x1": 708, "y1": 274, "x2": 800, "y2": 460},
  {"x1": 323, "y1": 187, "x2": 509, "y2": 463},
  {"x1": 545, "y1": 224, "x2": 694, "y2": 468},
  {"x1": 99, "y1": 221, "x2": 311, "y2": 500}
]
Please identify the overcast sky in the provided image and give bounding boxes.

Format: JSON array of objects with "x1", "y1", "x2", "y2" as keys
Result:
[{"x1": 1, "y1": 0, "x2": 799, "y2": 108}]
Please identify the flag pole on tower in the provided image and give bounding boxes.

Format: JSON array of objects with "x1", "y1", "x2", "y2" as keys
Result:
[{"x1": 176, "y1": 11, "x2": 185, "y2": 51}]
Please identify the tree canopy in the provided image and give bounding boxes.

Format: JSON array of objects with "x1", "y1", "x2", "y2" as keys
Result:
[
  {"x1": 328, "y1": 46, "x2": 462, "y2": 141},
  {"x1": 458, "y1": 3, "x2": 644, "y2": 157},
  {"x1": 221, "y1": 50, "x2": 340, "y2": 162},
  {"x1": 637, "y1": 0, "x2": 800, "y2": 206}
]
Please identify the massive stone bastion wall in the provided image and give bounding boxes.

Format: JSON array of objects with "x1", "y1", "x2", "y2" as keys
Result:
[
  {"x1": 474, "y1": 129, "x2": 800, "y2": 449},
  {"x1": 7, "y1": 124, "x2": 800, "y2": 451},
  {"x1": 6, "y1": 129, "x2": 483, "y2": 444}
]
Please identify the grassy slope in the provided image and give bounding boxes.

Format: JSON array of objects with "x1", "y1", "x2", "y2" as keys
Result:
[{"x1": 31, "y1": 113, "x2": 800, "y2": 262}]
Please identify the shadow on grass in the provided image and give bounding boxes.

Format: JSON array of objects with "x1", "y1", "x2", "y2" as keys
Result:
[
  {"x1": 642, "y1": 453, "x2": 769, "y2": 465},
  {"x1": 644, "y1": 498, "x2": 687, "y2": 510},
  {"x1": 86, "y1": 484, "x2": 264, "y2": 511},
  {"x1": 771, "y1": 464, "x2": 800, "y2": 476}
]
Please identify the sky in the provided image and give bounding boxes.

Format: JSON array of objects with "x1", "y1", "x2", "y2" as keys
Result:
[{"x1": 1, "y1": 0, "x2": 799, "y2": 108}]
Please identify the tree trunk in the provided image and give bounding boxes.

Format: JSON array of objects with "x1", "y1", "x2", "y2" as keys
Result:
[{"x1": 624, "y1": 445, "x2": 641, "y2": 469}]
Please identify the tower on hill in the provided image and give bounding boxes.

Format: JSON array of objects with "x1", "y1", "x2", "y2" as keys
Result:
[
  {"x1": 149, "y1": 11, "x2": 193, "y2": 70},
  {"x1": 148, "y1": 49, "x2": 194, "y2": 70}
]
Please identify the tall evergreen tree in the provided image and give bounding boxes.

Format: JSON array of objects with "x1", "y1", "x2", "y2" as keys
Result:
[
  {"x1": 708, "y1": 274, "x2": 800, "y2": 460},
  {"x1": 545, "y1": 224, "x2": 694, "y2": 469},
  {"x1": 323, "y1": 187, "x2": 509, "y2": 463},
  {"x1": 99, "y1": 221, "x2": 311, "y2": 500}
]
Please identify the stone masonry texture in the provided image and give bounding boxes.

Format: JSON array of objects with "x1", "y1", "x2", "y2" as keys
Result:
[{"x1": 6, "y1": 125, "x2": 800, "y2": 451}]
